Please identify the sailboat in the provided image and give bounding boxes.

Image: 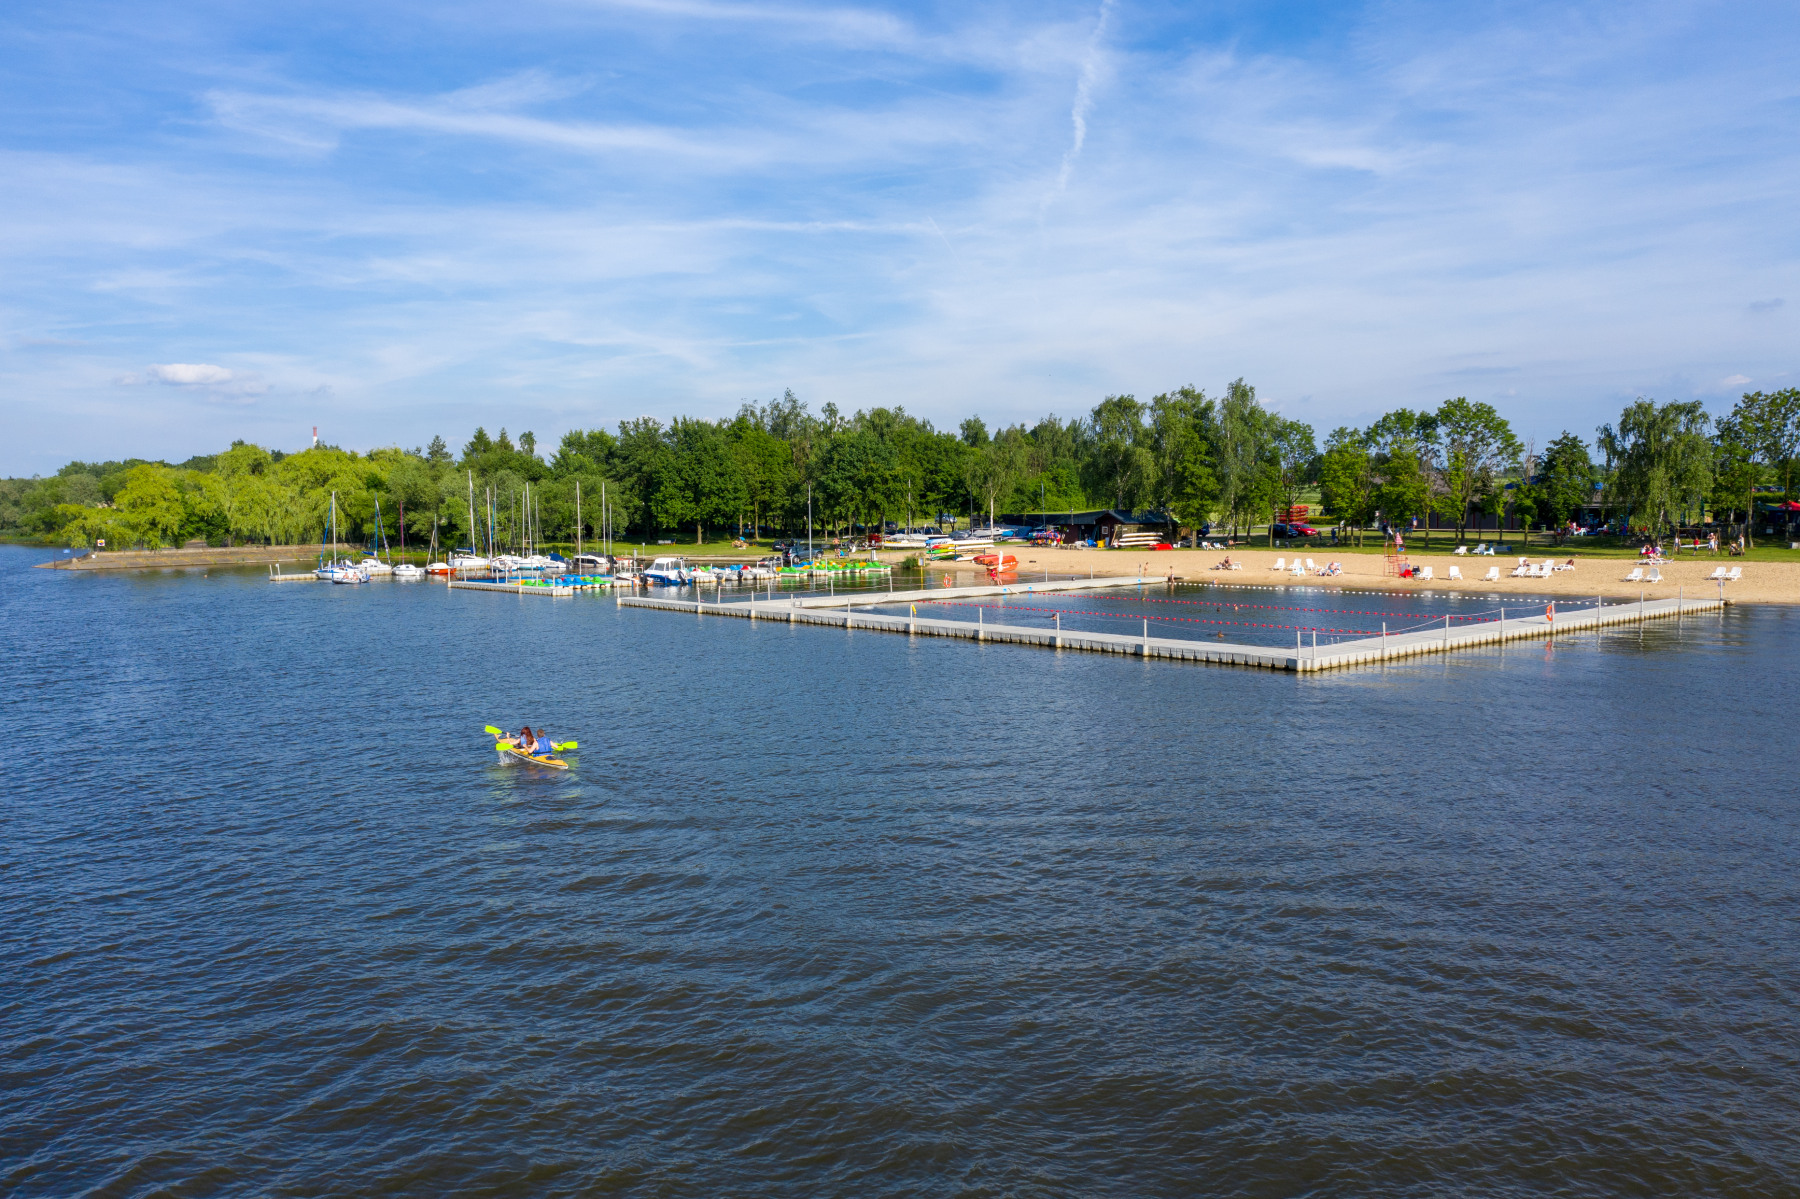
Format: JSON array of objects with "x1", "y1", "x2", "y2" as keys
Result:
[
  {"x1": 314, "y1": 492, "x2": 364, "y2": 580},
  {"x1": 425, "y1": 520, "x2": 451, "y2": 575},
  {"x1": 359, "y1": 496, "x2": 396, "y2": 576},
  {"x1": 448, "y1": 470, "x2": 491, "y2": 571}
]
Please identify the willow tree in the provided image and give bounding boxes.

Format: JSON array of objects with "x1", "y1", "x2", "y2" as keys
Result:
[
  {"x1": 1215, "y1": 379, "x2": 1268, "y2": 538},
  {"x1": 1612, "y1": 398, "x2": 1712, "y2": 539}
]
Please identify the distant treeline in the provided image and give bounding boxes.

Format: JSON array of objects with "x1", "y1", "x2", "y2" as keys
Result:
[{"x1": 3, "y1": 385, "x2": 1796, "y2": 550}]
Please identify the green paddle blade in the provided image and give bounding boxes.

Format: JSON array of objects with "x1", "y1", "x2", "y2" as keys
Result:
[
  {"x1": 554, "y1": 740, "x2": 578, "y2": 751},
  {"x1": 484, "y1": 725, "x2": 504, "y2": 736}
]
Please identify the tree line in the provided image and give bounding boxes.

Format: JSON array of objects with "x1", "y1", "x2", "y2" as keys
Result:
[{"x1": 3, "y1": 384, "x2": 1796, "y2": 551}]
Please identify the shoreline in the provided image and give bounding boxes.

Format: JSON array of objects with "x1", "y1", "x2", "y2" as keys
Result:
[{"x1": 921, "y1": 546, "x2": 1798, "y2": 605}]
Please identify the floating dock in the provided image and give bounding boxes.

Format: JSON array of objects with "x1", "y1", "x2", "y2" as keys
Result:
[
  {"x1": 619, "y1": 578, "x2": 1723, "y2": 672},
  {"x1": 450, "y1": 579, "x2": 575, "y2": 596}
]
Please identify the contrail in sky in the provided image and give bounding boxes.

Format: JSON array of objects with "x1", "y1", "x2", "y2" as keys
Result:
[{"x1": 1048, "y1": 0, "x2": 1115, "y2": 208}]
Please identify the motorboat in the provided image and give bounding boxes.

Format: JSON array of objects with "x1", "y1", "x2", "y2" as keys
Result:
[
  {"x1": 642, "y1": 556, "x2": 691, "y2": 585},
  {"x1": 393, "y1": 563, "x2": 425, "y2": 579},
  {"x1": 358, "y1": 557, "x2": 394, "y2": 576},
  {"x1": 425, "y1": 561, "x2": 453, "y2": 575},
  {"x1": 330, "y1": 564, "x2": 368, "y2": 584},
  {"x1": 448, "y1": 552, "x2": 491, "y2": 571},
  {"x1": 571, "y1": 553, "x2": 611, "y2": 573}
]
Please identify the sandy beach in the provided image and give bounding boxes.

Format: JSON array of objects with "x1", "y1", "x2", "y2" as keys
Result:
[{"x1": 926, "y1": 546, "x2": 1800, "y2": 605}]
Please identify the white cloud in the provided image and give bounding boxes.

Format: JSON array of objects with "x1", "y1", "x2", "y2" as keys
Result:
[
  {"x1": 111, "y1": 362, "x2": 271, "y2": 402},
  {"x1": 1720, "y1": 374, "x2": 1751, "y2": 387},
  {"x1": 148, "y1": 362, "x2": 235, "y2": 385}
]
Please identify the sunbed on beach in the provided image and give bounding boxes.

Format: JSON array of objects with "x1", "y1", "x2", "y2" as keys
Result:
[
  {"x1": 1624, "y1": 567, "x2": 1643, "y2": 582},
  {"x1": 1482, "y1": 566, "x2": 1500, "y2": 582},
  {"x1": 1448, "y1": 565, "x2": 1463, "y2": 580}
]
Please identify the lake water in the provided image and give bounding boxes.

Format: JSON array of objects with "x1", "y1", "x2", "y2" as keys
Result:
[{"x1": 4, "y1": 543, "x2": 1797, "y2": 1196}]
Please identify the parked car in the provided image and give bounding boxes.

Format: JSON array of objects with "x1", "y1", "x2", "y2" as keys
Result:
[{"x1": 1270, "y1": 522, "x2": 1318, "y2": 539}]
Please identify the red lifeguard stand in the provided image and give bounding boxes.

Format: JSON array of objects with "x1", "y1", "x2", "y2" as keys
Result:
[{"x1": 1384, "y1": 533, "x2": 1408, "y2": 577}]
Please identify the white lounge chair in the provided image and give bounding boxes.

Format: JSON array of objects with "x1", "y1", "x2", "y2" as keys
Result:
[
  {"x1": 1510, "y1": 563, "x2": 1529, "y2": 577},
  {"x1": 1271, "y1": 558, "x2": 1285, "y2": 571},
  {"x1": 1305, "y1": 558, "x2": 1317, "y2": 572},
  {"x1": 1419, "y1": 565, "x2": 1434, "y2": 580},
  {"x1": 1624, "y1": 567, "x2": 1643, "y2": 582},
  {"x1": 1726, "y1": 566, "x2": 1742, "y2": 581},
  {"x1": 1482, "y1": 566, "x2": 1500, "y2": 582},
  {"x1": 1453, "y1": 545, "x2": 1468, "y2": 556},
  {"x1": 1290, "y1": 560, "x2": 1304, "y2": 576},
  {"x1": 1646, "y1": 566, "x2": 1662, "y2": 583},
  {"x1": 1447, "y1": 565, "x2": 1463, "y2": 581},
  {"x1": 1706, "y1": 566, "x2": 1727, "y2": 580}
]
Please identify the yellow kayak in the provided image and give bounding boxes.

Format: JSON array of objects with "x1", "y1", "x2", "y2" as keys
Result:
[{"x1": 494, "y1": 742, "x2": 569, "y2": 769}]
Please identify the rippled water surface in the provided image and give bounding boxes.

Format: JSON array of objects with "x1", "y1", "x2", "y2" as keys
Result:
[{"x1": 4, "y1": 544, "x2": 1798, "y2": 1196}]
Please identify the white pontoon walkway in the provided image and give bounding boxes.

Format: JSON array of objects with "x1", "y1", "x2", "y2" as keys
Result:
[{"x1": 619, "y1": 578, "x2": 1723, "y2": 672}]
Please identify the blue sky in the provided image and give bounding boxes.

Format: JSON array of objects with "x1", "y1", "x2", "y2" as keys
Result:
[{"x1": 1, "y1": 0, "x2": 1795, "y2": 472}]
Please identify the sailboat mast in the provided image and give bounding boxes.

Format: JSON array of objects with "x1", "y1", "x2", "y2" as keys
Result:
[{"x1": 466, "y1": 471, "x2": 475, "y2": 561}]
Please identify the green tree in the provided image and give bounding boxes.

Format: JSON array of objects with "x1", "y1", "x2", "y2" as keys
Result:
[
  {"x1": 1215, "y1": 379, "x2": 1269, "y2": 538},
  {"x1": 1612, "y1": 398, "x2": 1712, "y2": 539},
  {"x1": 1318, "y1": 427, "x2": 1376, "y2": 545},
  {"x1": 1266, "y1": 417, "x2": 1317, "y2": 546},
  {"x1": 1535, "y1": 432, "x2": 1596, "y2": 534},
  {"x1": 1148, "y1": 388, "x2": 1218, "y2": 536},
  {"x1": 1711, "y1": 411, "x2": 1764, "y2": 544},
  {"x1": 1084, "y1": 394, "x2": 1156, "y2": 510},
  {"x1": 962, "y1": 434, "x2": 1023, "y2": 529},
  {"x1": 1368, "y1": 409, "x2": 1434, "y2": 545},
  {"x1": 114, "y1": 464, "x2": 187, "y2": 547},
  {"x1": 1435, "y1": 397, "x2": 1521, "y2": 543}
]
